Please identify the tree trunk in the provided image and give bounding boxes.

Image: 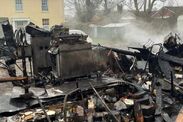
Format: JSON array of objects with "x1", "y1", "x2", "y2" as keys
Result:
[
  {"x1": 104, "y1": 0, "x2": 110, "y2": 14},
  {"x1": 149, "y1": 0, "x2": 156, "y2": 13},
  {"x1": 148, "y1": 0, "x2": 151, "y2": 10},
  {"x1": 144, "y1": 0, "x2": 147, "y2": 12},
  {"x1": 134, "y1": 0, "x2": 140, "y2": 13},
  {"x1": 86, "y1": 0, "x2": 91, "y2": 7},
  {"x1": 104, "y1": 0, "x2": 108, "y2": 10},
  {"x1": 117, "y1": 4, "x2": 123, "y2": 14}
]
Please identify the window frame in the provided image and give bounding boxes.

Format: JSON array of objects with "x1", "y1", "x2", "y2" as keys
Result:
[
  {"x1": 15, "y1": 0, "x2": 23, "y2": 12},
  {"x1": 42, "y1": 18, "x2": 50, "y2": 30},
  {"x1": 41, "y1": 0, "x2": 48, "y2": 12}
]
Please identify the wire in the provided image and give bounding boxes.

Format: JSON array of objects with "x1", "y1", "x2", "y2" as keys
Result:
[
  {"x1": 114, "y1": 56, "x2": 124, "y2": 73},
  {"x1": 143, "y1": 43, "x2": 163, "y2": 72}
]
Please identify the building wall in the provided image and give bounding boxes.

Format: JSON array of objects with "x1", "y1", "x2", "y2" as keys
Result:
[
  {"x1": 178, "y1": 15, "x2": 183, "y2": 31},
  {"x1": 0, "y1": 0, "x2": 64, "y2": 29}
]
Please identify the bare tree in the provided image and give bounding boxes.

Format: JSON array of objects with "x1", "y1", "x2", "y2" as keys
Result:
[
  {"x1": 128, "y1": 0, "x2": 154, "y2": 14},
  {"x1": 65, "y1": 0, "x2": 126, "y2": 22},
  {"x1": 122, "y1": 0, "x2": 167, "y2": 18},
  {"x1": 73, "y1": 0, "x2": 103, "y2": 22},
  {"x1": 65, "y1": 0, "x2": 102, "y2": 22}
]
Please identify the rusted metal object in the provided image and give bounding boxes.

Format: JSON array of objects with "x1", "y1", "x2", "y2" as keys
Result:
[
  {"x1": 134, "y1": 101, "x2": 144, "y2": 122},
  {"x1": 0, "y1": 77, "x2": 27, "y2": 83},
  {"x1": 176, "y1": 108, "x2": 183, "y2": 122}
]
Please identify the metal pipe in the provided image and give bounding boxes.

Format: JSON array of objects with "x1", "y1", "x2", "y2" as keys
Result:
[
  {"x1": 28, "y1": 57, "x2": 33, "y2": 77},
  {"x1": 164, "y1": 79, "x2": 183, "y2": 91},
  {"x1": 36, "y1": 96, "x2": 51, "y2": 122},
  {"x1": 63, "y1": 88, "x2": 80, "y2": 122},
  {"x1": 0, "y1": 77, "x2": 27, "y2": 83},
  {"x1": 171, "y1": 71, "x2": 174, "y2": 96},
  {"x1": 89, "y1": 82, "x2": 120, "y2": 122},
  {"x1": 92, "y1": 44, "x2": 138, "y2": 56}
]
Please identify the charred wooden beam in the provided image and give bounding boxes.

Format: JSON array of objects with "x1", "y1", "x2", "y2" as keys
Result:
[{"x1": 0, "y1": 77, "x2": 27, "y2": 83}]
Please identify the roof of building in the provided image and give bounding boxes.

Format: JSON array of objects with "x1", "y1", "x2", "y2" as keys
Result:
[
  {"x1": 0, "y1": 17, "x2": 8, "y2": 23},
  {"x1": 152, "y1": 6, "x2": 183, "y2": 18},
  {"x1": 164, "y1": 6, "x2": 183, "y2": 15},
  {"x1": 101, "y1": 22, "x2": 130, "y2": 28}
]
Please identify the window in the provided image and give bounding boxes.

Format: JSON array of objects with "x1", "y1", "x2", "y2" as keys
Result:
[
  {"x1": 42, "y1": 19, "x2": 49, "y2": 30},
  {"x1": 42, "y1": 0, "x2": 48, "y2": 11},
  {"x1": 15, "y1": 0, "x2": 23, "y2": 11},
  {"x1": 15, "y1": 20, "x2": 29, "y2": 29}
]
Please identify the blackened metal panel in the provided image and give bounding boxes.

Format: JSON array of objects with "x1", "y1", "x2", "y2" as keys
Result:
[
  {"x1": 17, "y1": 45, "x2": 32, "y2": 58},
  {"x1": 158, "y1": 58, "x2": 174, "y2": 80},
  {"x1": 159, "y1": 51, "x2": 183, "y2": 65},
  {"x1": 31, "y1": 37, "x2": 51, "y2": 74},
  {"x1": 57, "y1": 43, "x2": 97, "y2": 79}
]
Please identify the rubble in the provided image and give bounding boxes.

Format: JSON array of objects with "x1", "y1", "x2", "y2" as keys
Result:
[{"x1": 0, "y1": 20, "x2": 183, "y2": 122}]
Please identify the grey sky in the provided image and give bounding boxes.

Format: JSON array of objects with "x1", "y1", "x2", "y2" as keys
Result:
[{"x1": 64, "y1": 0, "x2": 183, "y2": 17}]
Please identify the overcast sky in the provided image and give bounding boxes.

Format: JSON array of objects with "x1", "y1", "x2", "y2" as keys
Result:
[
  {"x1": 168, "y1": 0, "x2": 183, "y2": 6},
  {"x1": 64, "y1": 0, "x2": 183, "y2": 17},
  {"x1": 159, "y1": 0, "x2": 183, "y2": 6}
]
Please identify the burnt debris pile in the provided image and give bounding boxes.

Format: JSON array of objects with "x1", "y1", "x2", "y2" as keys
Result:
[{"x1": 1, "y1": 20, "x2": 183, "y2": 122}]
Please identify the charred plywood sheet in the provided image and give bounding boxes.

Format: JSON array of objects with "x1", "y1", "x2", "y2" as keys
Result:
[
  {"x1": 31, "y1": 37, "x2": 52, "y2": 74},
  {"x1": 159, "y1": 51, "x2": 183, "y2": 65},
  {"x1": 158, "y1": 58, "x2": 174, "y2": 80},
  {"x1": 0, "y1": 77, "x2": 122, "y2": 115},
  {"x1": 56, "y1": 43, "x2": 97, "y2": 79}
]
